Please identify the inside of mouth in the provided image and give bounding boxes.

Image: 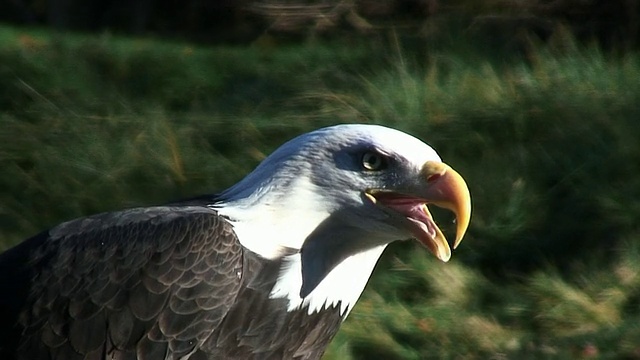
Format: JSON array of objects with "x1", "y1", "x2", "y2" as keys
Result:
[{"x1": 370, "y1": 192, "x2": 453, "y2": 261}]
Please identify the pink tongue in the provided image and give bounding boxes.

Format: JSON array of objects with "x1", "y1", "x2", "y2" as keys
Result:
[{"x1": 381, "y1": 198, "x2": 437, "y2": 240}]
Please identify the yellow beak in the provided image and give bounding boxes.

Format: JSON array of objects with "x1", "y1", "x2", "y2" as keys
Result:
[{"x1": 420, "y1": 161, "x2": 472, "y2": 250}]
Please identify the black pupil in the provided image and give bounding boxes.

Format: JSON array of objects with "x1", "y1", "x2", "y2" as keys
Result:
[{"x1": 365, "y1": 153, "x2": 380, "y2": 169}]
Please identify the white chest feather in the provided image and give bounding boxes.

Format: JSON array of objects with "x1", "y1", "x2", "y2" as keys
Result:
[{"x1": 269, "y1": 244, "x2": 387, "y2": 317}]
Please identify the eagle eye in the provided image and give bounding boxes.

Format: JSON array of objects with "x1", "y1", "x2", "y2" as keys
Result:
[{"x1": 361, "y1": 151, "x2": 387, "y2": 171}]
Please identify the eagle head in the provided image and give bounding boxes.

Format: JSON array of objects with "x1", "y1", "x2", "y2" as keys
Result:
[{"x1": 215, "y1": 124, "x2": 471, "y2": 315}]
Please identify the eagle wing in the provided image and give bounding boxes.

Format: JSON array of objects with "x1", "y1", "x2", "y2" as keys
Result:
[{"x1": 0, "y1": 206, "x2": 244, "y2": 360}]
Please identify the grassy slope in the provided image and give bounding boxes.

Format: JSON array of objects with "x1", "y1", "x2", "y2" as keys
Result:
[{"x1": 1, "y1": 26, "x2": 639, "y2": 358}]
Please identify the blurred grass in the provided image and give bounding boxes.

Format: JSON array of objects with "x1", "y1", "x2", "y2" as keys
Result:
[{"x1": 1, "y1": 25, "x2": 639, "y2": 358}]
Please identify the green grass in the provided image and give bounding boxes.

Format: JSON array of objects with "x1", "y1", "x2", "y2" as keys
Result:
[{"x1": 1, "y1": 25, "x2": 639, "y2": 358}]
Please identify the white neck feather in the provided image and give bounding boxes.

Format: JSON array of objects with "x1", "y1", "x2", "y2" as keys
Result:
[
  {"x1": 214, "y1": 175, "x2": 385, "y2": 317},
  {"x1": 269, "y1": 244, "x2": 387, "y2": 316},
  {"x1": 215, "y1": 176, "x2": 330, "y2": 259}
]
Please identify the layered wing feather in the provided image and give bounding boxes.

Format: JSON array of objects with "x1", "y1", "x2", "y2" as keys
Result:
[{"x1": 0, "y1": 206, "x2": 243, "y2": 360}]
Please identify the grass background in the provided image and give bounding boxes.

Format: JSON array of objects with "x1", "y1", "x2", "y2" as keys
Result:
[{"x1": 1, "y1": 24, "x2": 639, "y2": 358}]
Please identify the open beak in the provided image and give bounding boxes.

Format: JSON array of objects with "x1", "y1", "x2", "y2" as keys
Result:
[{"x1": 364, "y1": 161, "x2": 471, "y2": 262}]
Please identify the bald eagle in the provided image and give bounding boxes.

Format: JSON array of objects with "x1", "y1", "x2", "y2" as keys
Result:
[{"x1": 0, "y1": 124, "x2": 471, "y2": 359}]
